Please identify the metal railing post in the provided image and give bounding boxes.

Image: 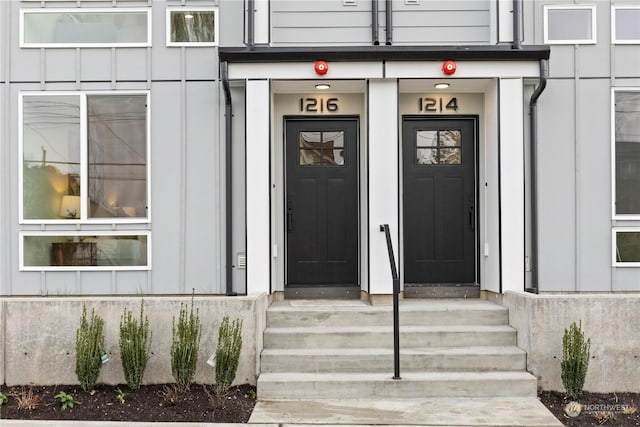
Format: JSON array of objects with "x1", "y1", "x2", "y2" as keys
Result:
[{"x1": 380, "y1": 224, "x2": 400, "y2": 380}]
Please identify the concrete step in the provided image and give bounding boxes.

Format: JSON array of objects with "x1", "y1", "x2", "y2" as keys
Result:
[
  {"x1": 260, "y1": 346, "x2": 526, "y2": 373},
  {"x1": 267, "y1": 299, "x2": 509, "y2": 328},
  {"x1": 263, "y1": 324, "x2": 517, "y2": 349},
  {"x1": 249, "y1": 398, "x2": 564, "y2": 426},
  {"x1": 257, "y1": 371, "x2": 538, "y2": 399}
]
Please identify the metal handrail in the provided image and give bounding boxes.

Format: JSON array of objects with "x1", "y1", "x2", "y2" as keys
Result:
[{"x1": 380, "y1": 224, "x2": 400, "y2": 380}]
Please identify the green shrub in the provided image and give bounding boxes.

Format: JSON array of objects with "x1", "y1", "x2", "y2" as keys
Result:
[
  {"x1": 54, "y1": 391, "x2": 78, "y2": 411},
  {"x1": 119, "y1": 300, "x2": 152, "y2": 390},
  {"x1": 75, "y1": 305, "x2": 105, "y2": 392},
  {"x1": 214, "y1": 316, "x2": 243, "y2": 394},
  {"x1": 561, "y1": 320, "x2": 591, "y2": 399},
  {"x1": 170, "y1": 294, "x2": 202, "y2": 392}
]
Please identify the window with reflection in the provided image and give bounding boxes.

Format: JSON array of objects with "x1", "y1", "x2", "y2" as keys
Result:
[
  {"x1": 22, "y1": 234, "x2": 149, "y2": 270},
  {"x1": 614, "y1": 90, "x2": 640, "y2": 216},
  {"x1": 167, "y1": 8, "x2": 217, "y2": 46},
  {"x1": 416, "y1": 130, "x2": 461, "y2": 165},
  {"x1": 21, "y1": 9, "x2": 150, "y2": 47},
  {"x1": 299, "y1": 131, "x2": 345, "y2": 166},
  {"x1": 21, "y1": 92, "x2": 149, "y2": 222},
  {"x1": 615, "y1": 230, "x2": 640, "y2": 265}
]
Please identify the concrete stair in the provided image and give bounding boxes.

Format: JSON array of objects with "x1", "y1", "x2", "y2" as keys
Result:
[
  {"x1": 252, "y1": 299, "x2": 562, "y2": 426},
  {"x1": 259, "y1": 299, "x2": 535, "y2": 400}
]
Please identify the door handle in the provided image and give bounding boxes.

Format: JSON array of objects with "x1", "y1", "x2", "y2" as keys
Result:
[
  {"x1": 469, "y1": 205, "x2": 475, "y2": 232},
  {"x1": 287, "y1": 207, "x2": 294, "y2": 233}
]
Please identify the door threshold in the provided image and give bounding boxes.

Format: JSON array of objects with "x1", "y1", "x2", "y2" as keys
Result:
[
  {"x1": 404, "y1": 283, "x2": 480, "y2": 299},
  {"x1": 284, "y1": 285, "x2": 361, "y2": 300}
]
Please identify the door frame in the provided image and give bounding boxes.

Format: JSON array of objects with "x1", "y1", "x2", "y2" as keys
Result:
[
  {"x1": 283, "y1": 115, "x2": 361, "y2": 299},
  {"x1": 400, "y1": 115, "x2": 481, "y2": 297}
]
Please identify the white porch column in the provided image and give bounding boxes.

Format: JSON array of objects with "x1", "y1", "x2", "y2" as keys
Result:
[
  {"x1": 368, "y1": 79, "x2": 399, "y2": 295},
  {"x1": 246, "y1": 79, "x2": 270, "y2": 294},
  {"x1": 499, "y1": 78, "x2": 525, "y2": 293}
]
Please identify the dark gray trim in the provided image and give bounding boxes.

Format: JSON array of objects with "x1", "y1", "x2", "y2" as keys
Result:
[
  {"x1": 404, "y1": 284, "x2": 480, "y2": 299},
  {"x1": 526, "y1": 59, "x2": 548, "y2": 295},
  {"x1": 219, "y1": 45, "x2": 550, "y2": 63},
  {"x1": 512, "y1": 0, "x2": 522, "y2": 49},
  {"x1": 221, "y1": 61, "x2": 236, "y2": 296},
  {"x1": 246, "y1": 0, "x2": 254, "y2": 49},
  {"x1": 284, "y1": 285, "x2": 361, "y2": 299},
  {"x1": 372, "y1": 0, "x2": 379, "y2": 45},
  {"x1": 385, "y1": 0, "x2": 393, "y2": 45}
]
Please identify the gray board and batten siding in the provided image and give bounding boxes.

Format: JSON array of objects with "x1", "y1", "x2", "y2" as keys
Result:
[
  {"x1": 271, "y1": 0, "x2": 491, "y2": 46},
  {"x1": 1, "y1": 0, "x2": 247, "y2": 296}
]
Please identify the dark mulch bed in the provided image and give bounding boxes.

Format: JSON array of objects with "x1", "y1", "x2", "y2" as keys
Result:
[
  {"x1": 0, "y1": 383, "x2": 256, "y2": 423},
  {"x1": 539, "y1": 390, "x2": 640, "y2": 426}
]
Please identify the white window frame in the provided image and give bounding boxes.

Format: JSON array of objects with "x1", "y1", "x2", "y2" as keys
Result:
[
  {"x1": 19, "y1": 230, "x2": 152, "y2": 271},
  {"x1": 20, "y1": 8, "x2": 152, "y2": 48},
  {"x1": 612, "y1": 6, "x2": 640, "y2": 44},
  {"x1": 612, "y1": 228, "x2": 640, "y2": 267},
  {"x1": 166, "y1": 7, "x2": 218, "y2": 47},
  {"x1": 611, "y1": 87, "x2": 640, "y2": 221},
  {"x1": 543, "y1": 5, "x2": 597, "y2": 45},
  {"x1": 19, "y1": 90, "x2": 152, "y2": 225}
]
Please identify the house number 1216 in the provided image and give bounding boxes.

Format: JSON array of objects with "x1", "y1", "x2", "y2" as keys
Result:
[
  {"x1": 418, "y1": 97, "x2": 459, "y2": 112},
  {"x1": 299, "y1": 97, "x2": 339, "y2": 113}
]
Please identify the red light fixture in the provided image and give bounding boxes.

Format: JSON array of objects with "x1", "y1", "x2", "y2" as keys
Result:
[
  {"x1": 314, "y1": 60, "x2": 329, "y2": 75},
  {"x1": 442, "y1": 60, "x2": 457, "y2": 75}
]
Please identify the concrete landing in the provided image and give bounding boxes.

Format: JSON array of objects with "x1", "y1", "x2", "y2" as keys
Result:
[{"x1": 249, "y1": 398, "x2": 563, "y2": 427}]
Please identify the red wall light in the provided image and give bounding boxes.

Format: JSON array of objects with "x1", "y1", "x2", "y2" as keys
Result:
[
  {"x1": 314, "y1": 60, "x2": 329, "y2": 75},
  {"x1": 442, "y1": 60, "x2": 457, "y2": 75}
]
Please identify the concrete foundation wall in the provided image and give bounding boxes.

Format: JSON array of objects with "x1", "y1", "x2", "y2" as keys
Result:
[
  {"x1": 494, "y1": 292, "x2": 640, "y2": 393},
  {"x1": 0, "y1": 294, "x2": 269, "y2": 387}
]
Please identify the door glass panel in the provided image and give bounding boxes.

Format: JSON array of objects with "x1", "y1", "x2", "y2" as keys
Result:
[
  {"x1": 299, "y1": 131, "x2": 345, "y2": 166},
  {"x1": 416, "y1": 129, "x2": 462, "y2": 165}
]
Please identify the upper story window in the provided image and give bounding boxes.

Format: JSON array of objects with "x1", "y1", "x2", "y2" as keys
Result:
[
  {"x1": 166, "y1": 8, "x2": 218, "y2": 47},
  {"x1": 612, "y1": 6, "x2": 640, "y2": 44},
  {"x1": 613, "y1": 89, "x2": 640, "y2": 219},
  {"x1": 20, "y1": 92, "x2": 150, "y2": 224},
  {"x1": 544, "y1": 5, "x2": 596, "y2": 44},
  {"x1": 20, "y1": 8, "x2": 151, "y2": 48}
]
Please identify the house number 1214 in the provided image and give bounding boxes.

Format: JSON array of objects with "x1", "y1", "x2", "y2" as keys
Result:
[{"x1": 418, "y1": 97, "x2": 459, "y2": 112}]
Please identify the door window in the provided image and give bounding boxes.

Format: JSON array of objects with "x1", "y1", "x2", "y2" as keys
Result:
[
  {"x1": 299, "y1": 131, "x2": 345, "y2": 166},
  {"x1": 416, "y1": 130, "x2": 462, "y2": 165}
]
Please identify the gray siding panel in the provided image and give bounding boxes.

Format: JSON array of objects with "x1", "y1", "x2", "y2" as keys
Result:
[
  {"x1": 116, "y1": 49, "x2": 148, "y2": 81},
  {"x1": 537, "y1": 80, "x2": 577, "y2": 291},
  {"x1": 615, "y1": 46, "x2": 640, "y2": 78},
  {"x1": 576, "y1": 79, "x2": 612, "y2": 291},
  {"x1": 186, "y1": 49, "x2": 219, "y2": 81},
  {"x1": 272, "y1": 27, "x2": 372, "y2": 45},
  {"x1": 184, "y1": 81, "x2": 223, "y2": 294},
  {"x1": 80, "y1": 49, "x2": 112, "y2": 82},
  {"x1": 45, "y1": 49, "x2": 75, "y2": 81},
  {"x1": 219, "y1": 0, "x2": 246, "y2": 47},
  {"x1": 392, "y1": 26, "x2": 490, "y2": 45}
]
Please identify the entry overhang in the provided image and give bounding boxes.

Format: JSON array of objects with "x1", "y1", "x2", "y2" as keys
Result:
[{"x1": 219, "y1": 45, "x2": 550, "y2": 63}]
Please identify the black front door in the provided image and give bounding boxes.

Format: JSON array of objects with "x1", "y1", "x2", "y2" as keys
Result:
[
  {"x1": 403, "y1": 117, "x2": 477, "y2": 284},
  {"x1": 286, "y1": 118, "x2": 358, "y2": 287}
]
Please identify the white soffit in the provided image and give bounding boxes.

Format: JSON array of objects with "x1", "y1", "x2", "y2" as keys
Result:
[
  {"x1": 228, "y1": 61, "x2": 383, "y2": 80},
  {"x1": 387, "y1": 61, "x2": 540, "y2": 79},
  {"x1": 399, "y1": 78, "x2": 494, "y2": 93},
  {"x1": 272, "y1": 80, "x2": 366, "y2": 94}
]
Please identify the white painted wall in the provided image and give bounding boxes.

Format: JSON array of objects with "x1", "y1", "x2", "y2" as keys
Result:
[
  {"x1": 369, "y1": 80, "x2": 399, "y2": 295},
  {"x1": 499, "y1": 78, "x2": 525, "y2": 293},
  {"x1": 246, "y1": 80, "x2": 271, "y2": 295}
]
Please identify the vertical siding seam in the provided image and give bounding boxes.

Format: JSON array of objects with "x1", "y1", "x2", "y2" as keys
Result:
[
  {"x1": 1, "y1": 0, "x2": 11, "y2": 294},
  {"x1": 574, "y1": 45, "x2": 580, "y2": 292},
  {"x1": 609, "y1": 4, "x2": 616, "y2": 292},
  {"x1": 179, "y1": 47, "x2": 187, "y2": 293},
  {"x1": 111, "y1": 48, "x2": 116, "y2": 90},
  {"x1": 75, "y1": 48, "x2": 80, "y2": 90},
  {"x1": 39, "y1": 49, "x2": 45, "y2": 90}
]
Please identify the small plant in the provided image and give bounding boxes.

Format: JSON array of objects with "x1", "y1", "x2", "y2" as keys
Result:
[
  {"x1": 214, "y1": 316, "x2": 243, "y2": 395},
  {"x1": 13, "y1": 385, "x2": 40, "y2": 411},
  {"x1": 561, "y1": 320, "x2": 591, "y2": 399},
  {"x1": 244, "y1": 388, "x2": 257, "y2": 399},
  {"x1": 170, "y1": 292, "x2": 202, "y2": 392},
  {"x1": 159, "y1": 384, "x2": 180, "y2": 406},
  {"x1": 0, "y1": 391, "x2": 8, "y2": 405},
  {"x1": 115, "y1": 388, "x2": 130, "y2": 405},
  {"x1": 119, "y1": 300, "x2": 152, "y2": 390},
  {"x1": 75, "y1": 305, "x2": 105, "y2": 392},
  {"x1": 54, "y1": 391, "x2": 78, "y2": 411}
]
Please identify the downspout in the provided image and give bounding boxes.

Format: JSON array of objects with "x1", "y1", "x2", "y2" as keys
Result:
[
  {"x1": 385, "y1": 0, "x2": 392, "y2": 45},
  {"x1": 372, "y1": 0, "x2": 379, "y2": 45},
  {"x1": 512, "y1": 0, "x2": 521, "y2": 49},
  {"x1": 221, "y1": 61, "x2": 236, "y2": 296},
  {"x1": 527, "y1": 58, "x2": 548, "y2": 294},
  {"x1": 247, "y1": 0, "x2": 255, "y2": 49}
]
